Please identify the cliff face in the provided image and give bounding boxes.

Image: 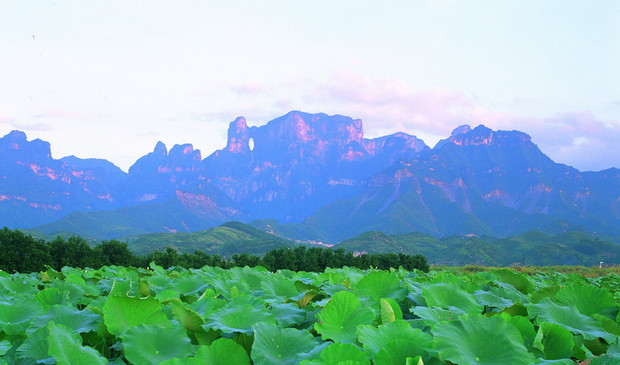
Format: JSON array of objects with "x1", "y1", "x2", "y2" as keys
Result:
[
  {"x1": 203, "y1": 111, "x2": 430, "y2": 221},
  {"x1": 3, "y1": 111, "x2": 620, "y2": 243},
  {"x1": 0, "y1": 131, "x2": 124, "y2": 227}
]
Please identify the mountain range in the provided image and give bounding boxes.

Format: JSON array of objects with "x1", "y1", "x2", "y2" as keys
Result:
[{"x1": 2, "y1": 111, "x2": 620, "y2": 248}]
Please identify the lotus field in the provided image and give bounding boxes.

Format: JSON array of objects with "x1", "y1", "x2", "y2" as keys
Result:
[{"x1": 0, "y1": 264, "x2": 619, "y2": 364}]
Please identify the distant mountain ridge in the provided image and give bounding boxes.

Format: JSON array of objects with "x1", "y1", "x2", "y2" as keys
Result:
[{"x1": 1, "y1": 111, "x2": 619, "y2": 246}]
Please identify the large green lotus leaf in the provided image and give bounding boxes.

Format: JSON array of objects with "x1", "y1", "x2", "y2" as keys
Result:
[
  {"x1": 411, "y1": 306, "x2": 463, "y2": 328},
  {"x1": 474, "y1": 290, "x2": 516, "y2": 309},
  {"x1": 381, "y1": 297, "x2": 403, "y2": 324},
  {"x1": 269, "y1": 302, "x2": 306, "y2": 327},
  {"x1": 230, "y1": 266, "x2": 267, "y2": 293},
  {"x1": 299, "y1": 343, "x2": 370, "y2": 365},
  {"x1": 492, "y1": 269, "x2": 535, "y2": 294},
  {"x1": 188, "y1": 295, "x2": 227, "y2": 317},
  {"x1": 251, "y1": 322, "x2": 327, "y2": 365},
  {"x1": 491, "y1": 284, "x2": 528, "y2": 305},
  {"x1": 165, "y1": 298, "x2": 204, "y2": 332},
  {"x1": 47, "y1": 322, "x2": 108, "y2": 365},
  {"x1": 194, "y1": 338, "x2": 251, "y2": 365},
  {"x1": 261, "y1": 275, "x2": 301, "y2": 302},
  {"x1": 353, "y1": 271, "x2": 407, "y2": 306},
  {"x1": 35, "y1": 288, "x2": 70, "y2": 308},
  {"x1": 50, "y1": 280, "x2": 89, "y2": 305},
  {"x1": 498, "y1": 313, "x2": 536, "y2": 349},
  {"x1": 0, "y1": 276, "x2": 38, "y2": 296},
  {"x1": 555, "y1": 285, "x2": 619, "y2": 320},
  {"x1": 0, "y1": 340, "x2": 10, "y2": 356},
  {"x1": 528, "y1": 298, "x2": 615, "y2": 342},
  {"x1": 592, "y1": 314, "x2": 620, "y2": 336},
  {"x1": 534, "y1": 360, "x2": 576, "y2": 365},
  {"x1": 203, "y1": 303, "x2": 275, "y2": 334},
  {"x1": 27, "y1": 305, "x2": 100, "y2": 335},
  {"x1": 122, "y1": 324, "x2": 191, "y2": 363},
  {"x1": 102, "y1": 295, "x2": 171, "y2": 336},
  {"x1": 171, "y1": 275, "x2": 211, "y2": 296},
  {"x1": 315, "y1": 290, "x2": 375, "y2": 343},
  {"x1": 533, "y1": 322, "x2": 574, "y2": 360},
  {"x1": 159, "y1": 358, "x2": 205, "y2": 365},
  {"x1": 357, "y1": 320, "x2": 432, "y2": 358},
  {"x1": 433, "y1": 314, "x2": 536, "y2": 365},
  {"x1": 16, "y1": 326, "x2": 54, "y2": 364},
  {"x1": 373, "y1": 340, "x2": 426, "y2": 365},
  {"x1": 530, "y1": 286, "x2": 562, "y2": 304},
  {"x1": 421, "y1": 283, "x2": 483, "y2": 314},
  {"x1": 0, "y1": 296, "x2": 44, "y2": 335}
]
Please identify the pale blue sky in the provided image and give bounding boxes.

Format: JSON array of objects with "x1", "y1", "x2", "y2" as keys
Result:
[{"x1": 1, "y1": 1, "x2": 619, "y2": 171}]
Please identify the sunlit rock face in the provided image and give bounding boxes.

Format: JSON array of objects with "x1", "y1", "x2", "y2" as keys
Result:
[
  {"x1": 4, "y1": 111, "x2": 620, "y2": 242},
  {"x1": 203, "y1": 111, "x2": 429, "y2": 221}
]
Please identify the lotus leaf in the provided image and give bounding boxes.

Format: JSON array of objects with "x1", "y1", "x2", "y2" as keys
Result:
[
  {"x1": 299, "y1": 343, "x2": 370, "y2": 365},
  {"x1": 528, "y1": 298, "x2": 615, "y2": 342},
  {"x1": 165, "y1": 298, "x2": 205, "y2": 332},
  {"x1": 421, "y1": 282, "x2": 483, "y2": 314},
  {"x1": 47, "y1": 322, "x2": 108, "y2": 365},
  {"x1": 315, "y1": 290, "x2": 375, "y2": 342},
  {"x1": 16, "y1": 326, "x2": 54, "y2": 364},
  {"x1": 35, "y1": 288, "x2": 70, "y2": 307},
  {"x1": 159, "y1": 358, "x2": 205, "y2": 365},
  {"x1": 533, "y1": 322, "x2": 574, "y2": 360},
  {"x1": 122, "y1": 324, "x2": 191, "y2": 364},
  {"x1": 269, "y1": 302, "x2": 306, "y2": 327},
  {"x1": 555, "y1": 285, "x2": 618, "y2": 319},
  {"x1": 354, "y1": 271, "x2": 407, "y2": 305},
  {"x1": 358, "y1": 320, "x2": 432, "y2": 359},
  {"x1": 194, "y1": 338, "x2": 251, "y2": 365},
  {"x1": 203, "y1": 303, "x2": 275, "y2": 334},
  {"x1": 261, "y1": 275, "x2": 301, "y2": 302},
  {"x1": 433, "y1": 314, "x2": 535, "y2": 365},
  {"x1": 374, "y1": 340, "x2": 425, "y2": 365},
  {"x1": 0, "y1": 296, "x2": 44, "y2": 335},
  {"x1": 251, "y1": 322, "x2": 327, "y2": 365},
  {"x1": 27, "y1": 305, "x2": 100, "y2": 335},
  {"x1": 493, "y1": 269, "x2": 535, "y2": 294},
  {"x1": 102, "y1": 294, "x2": 171, "y2": 336}
]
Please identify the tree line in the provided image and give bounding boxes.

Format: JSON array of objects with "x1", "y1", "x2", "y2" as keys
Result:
[{"x1": 0, "y1": 227, "x2": 429, "y2": 273}]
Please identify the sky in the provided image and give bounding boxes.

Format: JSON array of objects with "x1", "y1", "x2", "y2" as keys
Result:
[{"x1": 1, "y1": 1, "x2": 619, "y2": 172}]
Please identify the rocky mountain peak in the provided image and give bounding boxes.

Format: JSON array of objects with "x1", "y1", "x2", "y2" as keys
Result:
[
  {"x1": 448, "y1": 125, "x2": 532, "y2": 147},
  {"x1": 451, "y1": 124, "x2": 472, "y2": 137},
  {"x1": 226, "y1": 117, "x2": 250, "y2": 153},
  {"x1": 0, "y1": 130, "x2": 52, "y2": 160},
  {"x1": 153, "y1": 141, "x2": 168, "y2": 156}
]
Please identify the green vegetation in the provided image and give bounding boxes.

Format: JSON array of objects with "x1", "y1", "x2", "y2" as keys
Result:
[
  {"x1": 0, "y1": 227, "x2": 429, "y2": 273},
  {"x1": 337, "y1": 230, "x2": 620, "y2": 267},
  {"x1": 0, "y1": 264, "x2": 618, "y2": 363}
]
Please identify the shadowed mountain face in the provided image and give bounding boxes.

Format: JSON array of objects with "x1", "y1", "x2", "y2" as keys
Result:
[{"x1": 1, "y1": 112, "x2": 619, "y2": 242}]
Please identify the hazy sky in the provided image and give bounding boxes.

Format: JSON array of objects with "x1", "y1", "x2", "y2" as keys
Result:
[{"x1": 1, "y1": 1, "x2": 619, "y2": 171}]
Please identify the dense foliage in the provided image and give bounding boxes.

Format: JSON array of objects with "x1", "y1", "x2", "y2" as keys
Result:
[
  {"x1": 0, "y1": 264, "x2": 618, "y2": 364},
  {"x1": 0, "y1": 228, "x2": 429, "y2": 273}
]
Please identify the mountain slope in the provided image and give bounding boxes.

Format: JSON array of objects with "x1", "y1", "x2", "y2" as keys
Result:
[
  {"x1": 295, "y1": 125, "x2": 620, "y2": 242},
  {"x1": 3, "y1": 113, "x2": 620, "y2": 247},
  {"x1": 336, "y1": 230, "x2": 620, "y2": 266},
  {"x1": 127, "y1": 221, "x2": 299, "y2": 256}
]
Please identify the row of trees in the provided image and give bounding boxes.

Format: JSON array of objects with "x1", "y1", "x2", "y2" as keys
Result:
[{"x1": 0, "y1": 228, "x2": 429, "y2": 273}]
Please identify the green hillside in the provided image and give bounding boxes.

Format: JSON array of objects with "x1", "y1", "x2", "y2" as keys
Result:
[
  {"x1": 337, "y1": 230, "x2": 620, "y2": 267},
  {"x1": 127, "y1": 221, "x2": 299, "y2": 256}
]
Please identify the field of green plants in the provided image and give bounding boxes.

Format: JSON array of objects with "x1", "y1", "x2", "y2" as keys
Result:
[{"x1": 1, "y1": 264, "x2": 619, "y2": 364}]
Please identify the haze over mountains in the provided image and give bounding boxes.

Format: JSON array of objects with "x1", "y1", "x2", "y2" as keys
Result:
[{"x1": 2, "y1": 111, "x2": 619, "y2": 245}]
